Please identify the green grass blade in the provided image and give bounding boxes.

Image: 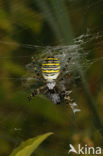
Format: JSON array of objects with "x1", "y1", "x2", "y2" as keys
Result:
[
  {"x1": 34, "y1": 0, "x2": 63, "y2": 41},
  {"x1": 10, "y1": 132, "x2": 53, "y2": 156}
]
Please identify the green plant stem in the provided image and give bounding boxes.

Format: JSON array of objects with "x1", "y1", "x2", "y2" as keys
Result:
[
  {"x1": 79, "y1": 68, "x2": 103, "y2": 137},
  {"x1": 34, "y1": 0, "x2": 63, "y2": 42},
  {"x1": 50, "y1": 0, "x2": 73, "y2": 44}
]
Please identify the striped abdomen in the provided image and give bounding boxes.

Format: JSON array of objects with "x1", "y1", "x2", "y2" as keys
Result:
[{"x1": 42, "y1": 57, "x2": 60, "y2": 82}]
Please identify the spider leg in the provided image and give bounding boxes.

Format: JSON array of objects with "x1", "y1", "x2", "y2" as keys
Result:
[
  {"x1": 28, "y1": 89, "x2": 39, "y2": 101},
  {"x1": 63, "y1": 90, "x2": 81, "y2": 114},
  {"x1": 31, "y1": 57, "x2": 43, "y2": 81},
  {"x1": 28, "y1": 85, "x2": 46, "y2": 101}
]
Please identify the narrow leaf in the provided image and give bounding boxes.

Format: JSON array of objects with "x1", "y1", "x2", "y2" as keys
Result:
[{"x1": 10, "y1": 132, "x2": 53, "y2": 156}]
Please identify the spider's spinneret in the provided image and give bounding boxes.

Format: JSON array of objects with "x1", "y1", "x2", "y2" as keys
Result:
[{"x1": 42, "y1": 56, "x2": 60, "y2": 83}]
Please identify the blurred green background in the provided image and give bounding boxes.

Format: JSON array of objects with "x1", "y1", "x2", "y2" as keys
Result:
[{"x1": 0, "y1": 0, "x2": 103, "y2": 155}]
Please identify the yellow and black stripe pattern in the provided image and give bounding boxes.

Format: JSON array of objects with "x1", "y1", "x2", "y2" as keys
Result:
[{"x1": 42, "y1": 56, "x2": 60, "y2": 82}]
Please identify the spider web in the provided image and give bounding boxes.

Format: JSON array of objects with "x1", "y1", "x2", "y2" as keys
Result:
[
  {"x1": 0, "y1": 30, "x2": 103, "y2": 84},
  {"x1": 0, "y1": 31, "x2": 103, "y2": 117},
  {"x1": 0, "y1": 0, "x2": 103, "y2": 154}
]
